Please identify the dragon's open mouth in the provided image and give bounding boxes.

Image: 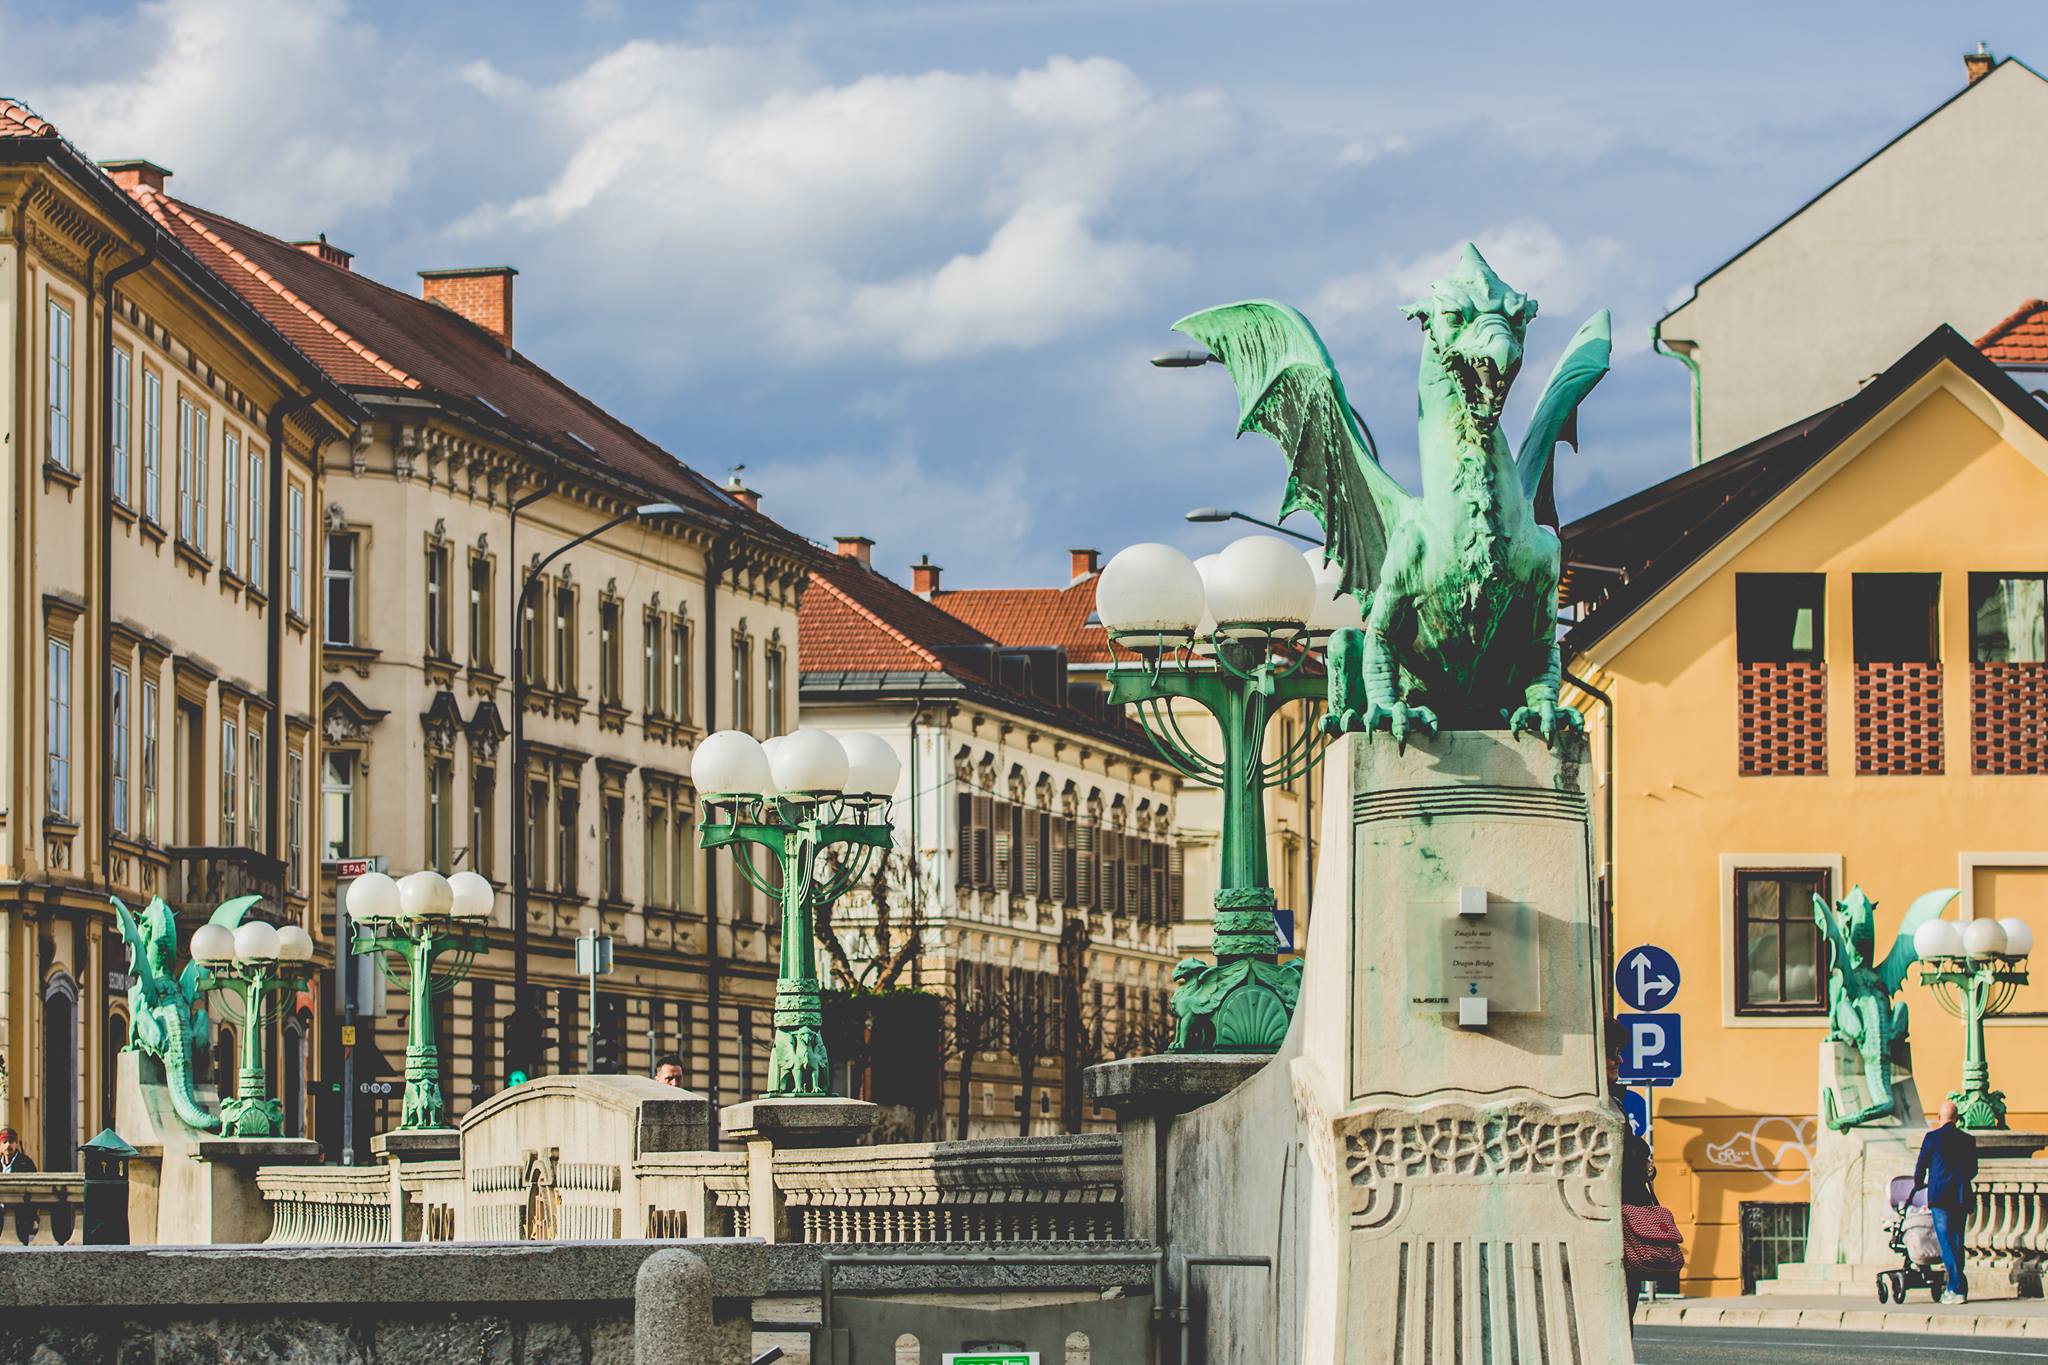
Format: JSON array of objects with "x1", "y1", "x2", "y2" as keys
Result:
[{"x1": 1452, "y1": 353, "x2": 1517, "y2": 429}]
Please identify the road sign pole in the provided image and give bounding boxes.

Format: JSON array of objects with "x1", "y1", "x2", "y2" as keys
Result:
[
  {"x1": 340, "y1": 890, "x2": 356, "y2": 1166},
  {"x1": 585, "y1": 928, "x2": 597, "y2": 1075}
]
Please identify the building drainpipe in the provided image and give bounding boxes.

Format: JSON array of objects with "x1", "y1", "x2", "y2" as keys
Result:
[
  {"x1": 1650, "y1": 320, "x2": 1704, "y2": 467},
  {"x1": 702, "y1": 536, "x2": 731, "y2": 1116},
  {"x1": 1563, "y1": 668, "x2": 1617, "y2": 1020}
]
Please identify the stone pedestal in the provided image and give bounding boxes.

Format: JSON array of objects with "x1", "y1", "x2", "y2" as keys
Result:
[
  {"x1": 1154, "y1": 731, "x2": 1629, "y2": 1364},
  {"x1": 115, "y1": 1050, "x2": 321, "y2": 1245},
  {"x1": 371, "y1": 1128, "x2": 461, "y2": 1163},
  {"x1": 719, "y1": 1096, "x2": 877, "y2": 1243},
  {"x1": 1806, "y1": 1038, "x2": 1928, "y2": 1269},
  {"x1": 1085, "y1": 1053, "x2": 1270, "y2": 1244}
]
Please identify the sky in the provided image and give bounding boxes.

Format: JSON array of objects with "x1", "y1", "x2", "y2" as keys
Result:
[{"x1": 7, "y1": 2, "x2": 2045, "y2": 587}]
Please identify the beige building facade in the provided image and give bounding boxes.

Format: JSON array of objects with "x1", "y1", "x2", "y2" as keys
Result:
[
  {"x1": 1656, "y1": 52, "x2": 2048, "y2": 461},
  {"x1": 0, "y1": 107, "x2": 360, "y2": 1167}
]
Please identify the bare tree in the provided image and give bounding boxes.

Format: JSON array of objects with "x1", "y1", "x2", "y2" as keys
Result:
[
  {"x1": 1114, "y1": 986, "x2": 1176, "y2": 1059},
  {"x1": 1000, "y1": 967, "x2": 1062, "y2": 1137},
  {"x1": 1057, "y1": 913, "x2": 1096, "y2": 1132},
  {"x1": 944, "y1": 960, "x2": 1004, "y2": 1139},
  {"x1": 814, "y1": 848, "x2": 923, "y2": 992}
]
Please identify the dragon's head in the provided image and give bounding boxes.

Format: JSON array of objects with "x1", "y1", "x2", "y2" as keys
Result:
[
  {"x1": 1836, "y1": 886, "x2": 1879, "y2": 969},
  {"x1": 1404, "y1": 243, "x2": 1535, "y2": 435},
  {"x1": 141, "y1": 897, "x2": 178, "y2": 975}
]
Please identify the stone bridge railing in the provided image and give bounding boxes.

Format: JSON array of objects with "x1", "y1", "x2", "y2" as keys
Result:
[
  {"x1": 0, "y1": 1175, "x2": 85, "y2": 1246},
  {"x1": 1967, "y1": 1157, "x2": 2048, "y2": 1287},
  {"x1": 260, "y1": 1132, "x2": 1124, "y2": 1247}
]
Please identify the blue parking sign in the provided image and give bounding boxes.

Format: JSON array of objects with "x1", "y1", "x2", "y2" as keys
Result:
[{"x1": 1618, "y1": 1013, "x2": 1682, "y2": 1086}]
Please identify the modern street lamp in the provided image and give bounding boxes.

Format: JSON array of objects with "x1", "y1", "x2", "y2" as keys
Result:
[
  {"x1": 691, "y1": 729, "x2": 899, "y2": 1096},
  {"x1": 190, "y1": 914, "x2": 317, "y2": 1137},
  {"x1": 507, "y1": 500, "x2": 685, "y2": 1084},
  {"x1": 1183, "y1": 506, "x2": 1321, "y2": 545},
  {"x1": 348, "y1": 869, "x2": 495, "y2": 1130},
  {"x1": 1098, "y1": 536, "x2": 1361, "y2": 1053},
  {"x1": 1914, "y1": 913, "x2": 2035, "y2": 1129}
]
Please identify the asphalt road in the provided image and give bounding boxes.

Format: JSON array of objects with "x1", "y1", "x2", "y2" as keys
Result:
[{"x1": 1634, "y1": 1327, "x2": 2048, "y2": 1363}]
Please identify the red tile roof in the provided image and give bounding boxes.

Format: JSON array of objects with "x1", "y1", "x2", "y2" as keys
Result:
[
  {"x1": 119, "y1": 185, "x2": 792, "y2": 537},
  {"x1": 1978, "y1": 299, "x2": 2048, "y2": 365},
  {"x1": 0, "y1": 97, "x2": 58, "y2": 139},
  {"x1": 932, "y1": 578, "x2": 1109, "y2": 665}
]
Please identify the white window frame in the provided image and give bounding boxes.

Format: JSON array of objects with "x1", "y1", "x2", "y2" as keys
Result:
[
  {"x1": 141, "y1": 679, "x2": 159, "y2": 842},
  {"x1": 141, "y1": 369, "x2": 162, "y2": 522},
  {"x1": 247, "y1": 449, "x2": 266, "y2": 590},
  {"x1": 287, "y1": 484, "x2": 305, "y2": 616},
  {"x1": 247, "y1": 724, "x2": 263, "y2": 850},
  {"x1": 221, "y1": 718, "x2": 238, "y2": 846},
  {"x1": 46, "y1": 295, "x2": 72, "y2": 470},
  {"x1": 286, "y1": 747, "x2": 305, "y2": 892},
  {"x1": 111, "y1": 347, "x2": 132, "y2": 504},
  {"x1": 47, "y1": 636, "x2": 71, "y2": 818},
  {"x1": 324, "y1": 530, "x2": 357, "y2": 647},
  {"x1": 222, "y1": 430, "x2": 241, "y2": 576},
  {"x1": 112, "y1": 665, "x2": 131, "y2": 835}
]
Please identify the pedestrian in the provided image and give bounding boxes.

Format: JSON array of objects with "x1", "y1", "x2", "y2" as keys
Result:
[
  {"x1": 653, "y1": 1055, "x2": 684, "y2": 1089},
  {"x1": 0, "y1": 1126, "x2": 37, "y2": 1244},
  {"x1": 1608, "y1": 1026, "x2": 1682, "y2": 1329},
  {"x1": 1913, "y1": 1099, "x2": 1979, "y2": 1304}
]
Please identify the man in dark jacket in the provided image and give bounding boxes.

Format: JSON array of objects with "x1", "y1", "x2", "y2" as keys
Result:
[
  {"x1": 1913, "y1": 1100, "x2": 1978, "y2": 1303},
  {"x1": 0, "y1": 1126, "x2": 36, "y2": 1243}
]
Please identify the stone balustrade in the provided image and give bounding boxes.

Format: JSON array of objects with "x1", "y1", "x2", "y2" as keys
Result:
[
  {"x1": 1968, "y1": 1157, "x2": 2048, "y2": 1286},
  {"x1": 0, "y1": 1174, "x2": 84, "y2": 1246},
  {"x1": 257, "y1": 1167, "x2": 391, "y2": 1245}
]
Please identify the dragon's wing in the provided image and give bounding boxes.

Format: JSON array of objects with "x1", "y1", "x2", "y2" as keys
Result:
[
  {"x1": 1811, "y1": 893, "x2": 1854, "y2": 976},
  {"x1": 1878, "y1": 888, "x2": 1960, "y2": 995},
  {"x1": 1172, "y1": 301, "x2": 1416, "y2": 603},
  {"x1": 178, "y1": 894, "x2": 265, "y2": 1002},
  {"x1": 1516, "y1": 310, "x2": 1612, "y2": 527},
  {"x1": 111, "y1": 896, "x2": 144, "y2": 973}
]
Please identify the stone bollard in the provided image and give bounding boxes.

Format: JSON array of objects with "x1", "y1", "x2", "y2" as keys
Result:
[{"x1": 635, "y1": 1247, "x2": 714, "y2": 1365}]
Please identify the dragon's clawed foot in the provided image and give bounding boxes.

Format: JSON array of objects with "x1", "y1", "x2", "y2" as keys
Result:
[
  {"x1": 1508, "y1": 701, "x2": 1584, "y2": 747},
  {"x1": 1364, "y1": 701, "x2": 1438, "y2": 750}
]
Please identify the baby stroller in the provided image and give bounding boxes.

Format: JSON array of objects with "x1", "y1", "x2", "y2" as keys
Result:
[{"x1": 1875, "y1": 1175, "x2": 1945, "y2": 1303}]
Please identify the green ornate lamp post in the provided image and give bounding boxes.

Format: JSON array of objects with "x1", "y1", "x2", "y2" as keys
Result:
[
  {"x1": 189, "y1": 918, "x2": 318, "y2": 1138},
  {"x1": 1096, "y1": 535, "x2": 1354, "y2": 1053},
  {"x1": 692, "y1": 728, "x2": 900, "y2": 1096},
  {"x1": 1914, "y1": 912, "x2": 2035, "y2": 1130},
  {"x1": 346, "y1": 868, "x2": 494, "y2": 1131}
]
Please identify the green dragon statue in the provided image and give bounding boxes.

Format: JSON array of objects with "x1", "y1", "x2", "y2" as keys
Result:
[
  {"x1": 113, "y1": 893, "x2": 260, "y2": 1133},
  {"x1": 1813, "y1": 885, "x2": 1957, "y2": 1130},
  {"x1": 1174, "y1": 244, "x2": 1611, "y2": 744}
]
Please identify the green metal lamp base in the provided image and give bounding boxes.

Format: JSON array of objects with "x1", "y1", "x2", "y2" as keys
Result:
[
  {"x1": 1953, "y1": 1086, "x2": 2007, "y2": 1131},
  {"x1": 768, "y1": 977, "x2": 831, "y2": 1097},
  {"x1": 401, "y1": 1057, "x2": 447, "y2": 1131},
  {"x1": 1168, "y1": 956, "x2": 1303, "y2": 1054},
  {"x1": 219, "y1": 1094, "x2": 284, "y2": 1138}
]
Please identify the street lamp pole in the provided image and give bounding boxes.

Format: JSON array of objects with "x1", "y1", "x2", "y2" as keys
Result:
[
  {"x1": 1183, "y1": 507, "x2": 1321, "y2": 545},
  {"x1": 506, "y1": 498, "x2": 684, "y2": 1083},
  {"x1": 1917, "y1": 914, "x2": 2034, "y2": 1130}
]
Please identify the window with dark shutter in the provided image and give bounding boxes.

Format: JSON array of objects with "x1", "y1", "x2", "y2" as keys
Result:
[
  {"x1": 1050, "y1": 815, "x2": 1069, "y2": 904},
  {"x1": 1168, "y1": 844, "x2": 1185, "y2": 923},
  {"x1": 993, "y1": 800, "x2": 1012, "y2": 893},
  {"x1": 956, "y1": 791, "x2": 973, "y2": 888},
  {"x1": 1075, "y1": 821, "x2": 1097, "y2": 908}
]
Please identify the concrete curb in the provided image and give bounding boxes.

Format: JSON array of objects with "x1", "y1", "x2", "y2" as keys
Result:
[{"x1": 1638, "y1": 1299, "x2": 2048, "y2": 1339}]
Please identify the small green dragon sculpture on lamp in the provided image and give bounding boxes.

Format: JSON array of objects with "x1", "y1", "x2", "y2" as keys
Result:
[
  {"x1": 1175, "y1": 244, "x2": 1612, "y2": 741},
  {"x1": 1812, "y1": 885, "x2": 1957, "y2": 1130},
  {"x1": 113, "y1": 893, "x2": 259, "y2": 1134}
]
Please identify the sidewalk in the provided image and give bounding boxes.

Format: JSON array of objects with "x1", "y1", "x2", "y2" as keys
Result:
[{"x1": 1638, "y1": 1288, "x2": 2048, "y2": 1339}]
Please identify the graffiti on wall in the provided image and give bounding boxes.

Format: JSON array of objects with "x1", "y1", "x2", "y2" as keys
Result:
[{"x1": 1700, "y1": 1116, "x2": 1818, "y2": 1186}]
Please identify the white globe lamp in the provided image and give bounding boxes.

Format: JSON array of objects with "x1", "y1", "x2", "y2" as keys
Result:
[
  {"x1": 841, "y1": 732, "x2": 902, "y2": 800},
  {"x1": 1096, "y1": 543, "x2": 1205, "y2": 647},
  {"x1": 692, "y1": 730, "x2": 772, "y2": 800},
  {"x1": 1997, "y1": 917, "x2": 2034, "y2": 959},
  {"x1": 233, "y1": 920, "x2": 281, "y2": 963},
  {"x1": 345, "y1": 870, "x2": 401, "y2": 924},
  {"x1": 1963, "y1": 917, "x2": 2009, "y2": 959},
  {"x1": 1915, "y1": 919, "x2": 1964, "y2": 961},
  {"x1": 398, "y1": 869, "x2": 454, "y2": 921},
  {"x1": 448, "y1": 870, "x2": 496, "y2": 920},
  {"x1": 275, "y1": 925, "x2": 316, "y2": 962},
  {"x1": 1204, "y1": 535, "x2": 1317, "y2": 635},
  {"x1": 190, "y1": 923, "x2": 236, "y2": 966},
  {"x1": 770, "y1": 729, "x2": 850, "y2": 797},
  {"x1": 1304, "y1": 547, "x2": 1365, "y2": 634}
]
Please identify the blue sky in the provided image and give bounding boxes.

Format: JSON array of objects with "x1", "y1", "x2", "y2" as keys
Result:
[{"x1": 9, "y1": 2, "x2": 2044, "y2": 586}]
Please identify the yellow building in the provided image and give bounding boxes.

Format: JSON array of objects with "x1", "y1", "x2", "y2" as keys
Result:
[{"x1": 1563, "y1": 324, "x2": 2048, "y2": 1294}]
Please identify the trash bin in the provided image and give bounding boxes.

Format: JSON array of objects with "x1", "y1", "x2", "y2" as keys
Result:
[{"x1": 79, "y1": 1128, "x2": 139, "y2": 1245}]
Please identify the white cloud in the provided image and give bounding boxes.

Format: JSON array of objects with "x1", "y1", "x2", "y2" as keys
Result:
[
  {"x1": 31, "y1": 0, "x2": 413, "y2": 226},
  {"x1": 1311, "y1": 222, "x2": 1626, "y2": 343}
]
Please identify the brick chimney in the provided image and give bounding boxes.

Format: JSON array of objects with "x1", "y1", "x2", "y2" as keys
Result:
[
  {"x1": 419, "y1": 266, "x2": 517, "y2": 345},
  {"x1": 1966, "y1": 41, "x2": 1995, "y2": 85},
  {"x1": 294, "y1": 234, "x2": 352, "y2": 271},
  {"x1": 912, "y1": 554, "x2": 942, "y2": 597},
  {"x1": 723, "y1": 469, "x2": 759, "y2": 511},
  {"x1": 101, "y1": 159, "x2": 171, "y2": 194},
  {"x1": 834, "y1": 535, "x2": 874, "y2": 568},
  {"x1": 1069, "y1": 548, "x2": 1100, "y2": 583}
]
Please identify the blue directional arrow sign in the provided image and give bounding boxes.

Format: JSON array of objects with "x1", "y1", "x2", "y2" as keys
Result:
[
  {"x1": 1274, "y1": 909, "x2": 1296, "y2": 954},
  {"x1": 1622, "y1": 1088, "x2": 1651, "y2": 1141},
  {"x1": 1618, "y1": 1012, "x2": 1682, "y2": 1086},
  {"x1": 1616, "y1": 944, "x2": 1681, "y2": 1013}
]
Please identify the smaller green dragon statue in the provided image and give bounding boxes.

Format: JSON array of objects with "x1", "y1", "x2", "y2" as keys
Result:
[
  {"x1": 1813, "y1": 885, "x2": 1957, "y2": 1130},
  {"x1": 113, "y1": 893, "x2": 259, "y2": 1134},
  {"x1": 1175, "y1": 244, "x2": 1611, "y2": 744}
]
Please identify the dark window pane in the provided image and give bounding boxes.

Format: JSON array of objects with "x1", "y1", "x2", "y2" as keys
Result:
[
  {"x1": 1852, "y1": 573, "x2": 1940, "y2": 664},
  {"x1": 1737, "y1": 574, "x2": 1825, "y2": 663},
  {"x1": 1970, "y1": 573, "x2": 2048, "y2": 663}
]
